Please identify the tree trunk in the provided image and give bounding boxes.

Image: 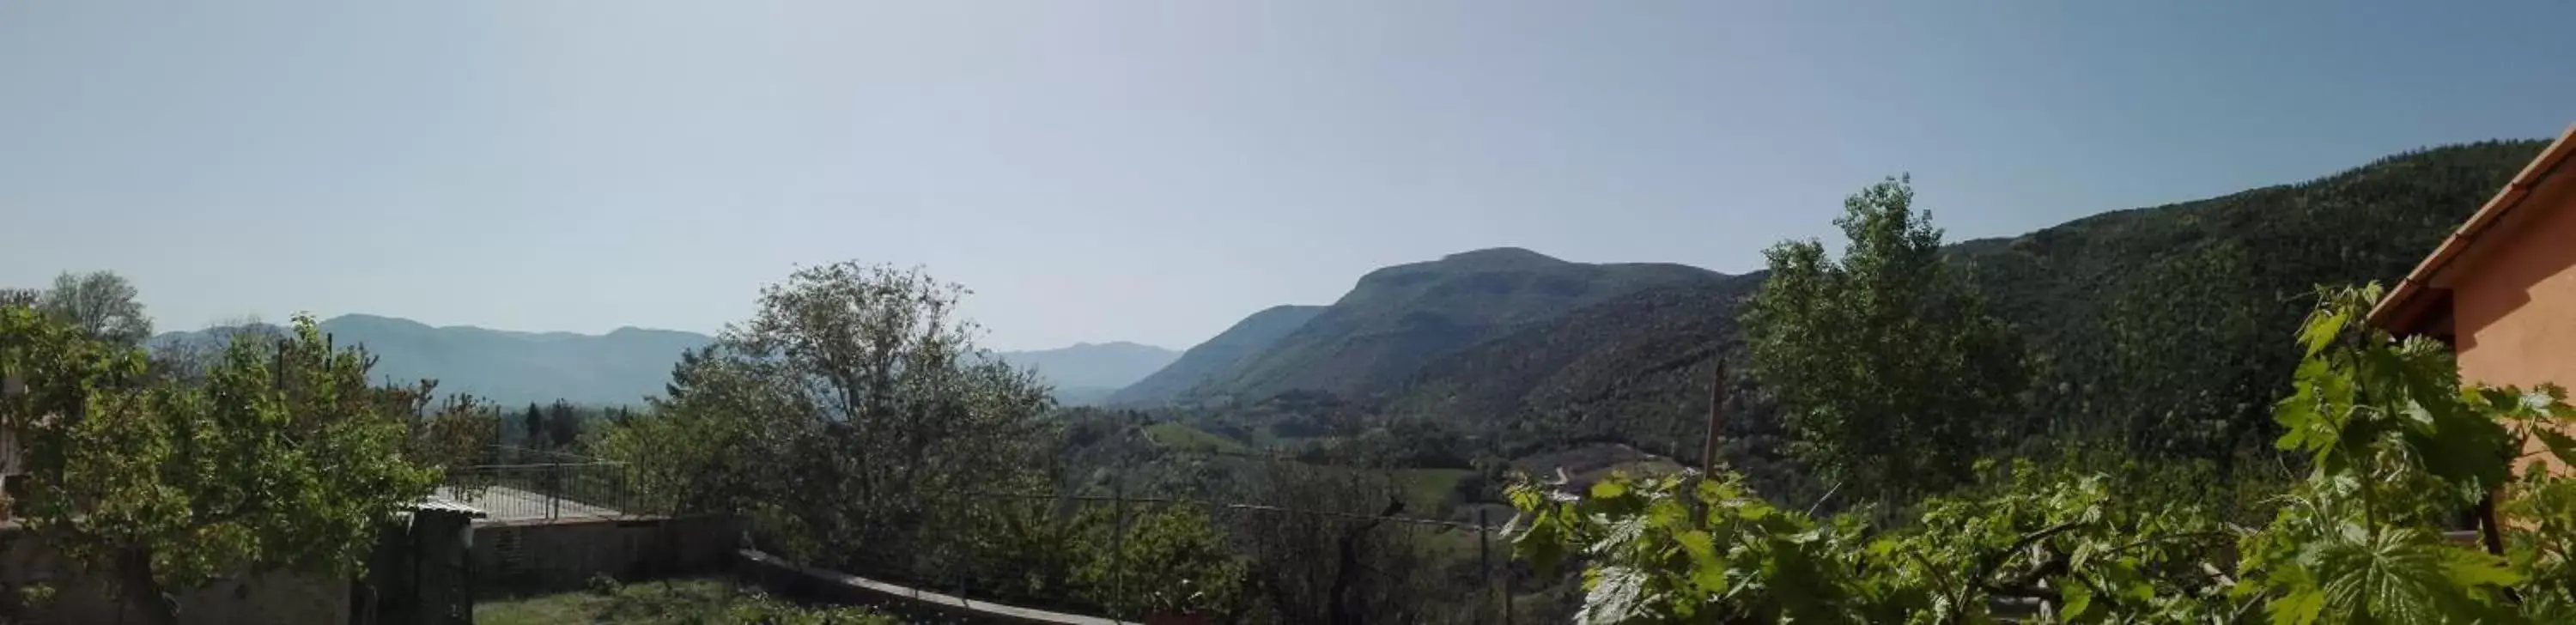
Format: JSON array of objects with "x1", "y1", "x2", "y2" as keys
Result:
[
  {"x1": 2477, "y1": 489, "x2": 2509, "y2": 556},
  {"x1": 114, "y1": 548, "x2": 179, "y2": 625}
]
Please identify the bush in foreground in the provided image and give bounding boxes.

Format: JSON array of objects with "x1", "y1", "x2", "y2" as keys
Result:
[{"x1": 1510, "y1": 284, "x2": 2576, "y2": 623}]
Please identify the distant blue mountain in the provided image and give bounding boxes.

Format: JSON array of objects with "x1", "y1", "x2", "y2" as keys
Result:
[
  {"x1": 987, "y1": 342, "x2": 1180, "y2": 406},
  {"x1": 152, "y1": 314, "x2": 716, "y2": 407},
  {"x1": 153, "y1": 314, "x2": 1172, "y2": 408}
]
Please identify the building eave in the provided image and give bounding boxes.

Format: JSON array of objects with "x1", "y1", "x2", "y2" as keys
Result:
[{"x1": 2368, "y1": 123, "x2": 2576, "y2": 335}]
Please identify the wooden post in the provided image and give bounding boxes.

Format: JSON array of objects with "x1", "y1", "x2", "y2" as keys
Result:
[{"x1": 1702, "y1": 361, "x2": 1728, "y2": 474}]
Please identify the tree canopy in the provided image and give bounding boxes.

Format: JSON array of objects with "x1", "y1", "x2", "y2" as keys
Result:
[
  {"x1": 1741, "y1": 176, "x2": 2028, "y2": 502},
  {"x1": 1, "y1": 309, "x2": 440, "y2": 624},
  {"x1": 1514, "y1": 283, "x2": 2576, "y2": 623},
  {"x1": 33, "y1": 270, "x2": 153, "y2": 347},
  {"x1": 600, "y1": 261, "x2": 1056, "y2": 565}
]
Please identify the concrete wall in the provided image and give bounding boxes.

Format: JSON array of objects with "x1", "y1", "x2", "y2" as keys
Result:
[
  {"x1": 470, "y1": 515, "x2": 742, "y2": 596},
  {"x1": 0, "y1": 523, "x2": 349, "y2": 624},
  {"x1": 2449, "y1": 173, "x2": 2576, "y2": 473}
]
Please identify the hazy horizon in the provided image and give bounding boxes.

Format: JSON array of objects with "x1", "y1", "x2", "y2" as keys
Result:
[{"x1": 5, "y1": 1, "x2": 2572, "y2": 351}]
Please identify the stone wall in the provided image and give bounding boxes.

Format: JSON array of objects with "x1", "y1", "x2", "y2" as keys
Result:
[{"x1": 0, "y1": 522, "x2": 349, "y2": 624}]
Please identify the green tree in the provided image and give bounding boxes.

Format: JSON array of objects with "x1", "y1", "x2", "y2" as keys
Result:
[
  {"x1": 0, "y1": 311, "x2": 440, "y2": 625},
  {"x1": 1235, "y1": 461, "x2": 1438, "y2": 624},
  {"x1": 0, "y1": 288, "x2": 39, "y2": 309},
  {"x1": 145, "y1": 314, "x2": 281, "y2": 384},
  {"x1": 1072, "y1": 505, "x2": 1247, "y2": 619},
  {"x1": 545, "y1": 399, "x2": 583, "y2": 450},
  {"x1": 601, "y1": 262, "x2": 1054, "y2": 567},
  {"x1": 599, "y1": 346, "x2": 797, "y2": 520},
  {"x1": 380, "y1": 379, "x2": 502, "y2": 473},
  {"x1": 1741, "y1": 176, "x2": 2029, "y2": 503},
  {"x1": 523, "y1": 401, "x2": 544, "y2": 448},
  {"x1": 34, "y1": 270, "x2": 153, "y2": 347}
]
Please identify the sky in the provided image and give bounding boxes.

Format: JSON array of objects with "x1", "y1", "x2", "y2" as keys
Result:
[{"x1": 3, "y1": 2, "x2": 2572, "y2": 352}]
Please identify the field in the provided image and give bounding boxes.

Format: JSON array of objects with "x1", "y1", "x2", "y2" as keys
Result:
[{"x1": 1143, "y1": 421, "x2": 1252, "y2": 455}]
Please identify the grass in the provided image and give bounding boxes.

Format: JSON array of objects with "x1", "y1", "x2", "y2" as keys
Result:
[
  {"x1": 1392, "y1": 467, "x2": 1473, "y2": 512},
  {"x1": 1145, "y1": 422, "x2": 1251, "y2": 455},
  {"x1": 477, "y1": 577, "x2": 896, "y2": 625}
]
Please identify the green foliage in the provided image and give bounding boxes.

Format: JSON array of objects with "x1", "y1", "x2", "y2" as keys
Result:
[
  {"x1": 1509, "y1": 470, "x2": 1876, "y2": 623},
  {"x1": 1509, "y1": 459, "x2": 2233, "y2": 624},
  {"x1": 1376, "y1": 140, "x2": 2540, "y2": 502},
  {"x1": 1741, "y1": 176, "x2": 2029, "y2": 502},
  {"x1": 376, "y1": 379, "x2": 503, "y2": 474},
  {"x1": 1, "y1": 310, "x2": 440, "y2": 623},
  {"x1": 597, "y1": 261, "x2": 1056, "y2": 571},
  {"x1": 522, "y1": 402, "x2": 544, "y2": 448},
  {"x1": 1511, "y1": 283, "x2": 2576, "y2": 623},
  {"x1": 2231, "y1": 284, "x2": 2548, "y2": 624},
  {"x1": 0, "y1": 288, "x2": 36, "y2": 310},
  {"x1": 1146, "y1": 421, "x2": 1251, "y2": 455},
  {"x1": 1984, "y1": 141, "x2": 2544, "y2": 460},
  {"x1": 703, "y1": 598, "x2": 897, "y2": 625},
  {"x1": 29, "y1": 270, "x2": 153, "y2": 347},
  {"x1": 1071, "y1": 505, "x2": 1249, "y2": 617},
  {"x1": 544, "y1": 398, "x2": 582, "y2": 448},
  {"x1": 480, "y1": 578, "x2": 896, "y2": 625}
]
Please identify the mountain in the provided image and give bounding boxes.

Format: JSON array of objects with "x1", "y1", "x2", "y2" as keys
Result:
[
  {"x1": 153, "y1": 314, "x2": 714, "y2": 407},
  {"x1": 1109, "y1": 305, "x2": 1327, "y2": 406},
  {"x1": 1389, "y1": 274, "x2": 1764, "y2": 445},
  {"x1": 1382, "y1": 139, "x2": 2549, "y2": 480},
  {"x1": 1163, "y1": 247, "x2": 1723, "y2": 405},
  {"x1": 155, "y1": 313, "x2": 1176, "y2": 409},
  {"x1": 988, "y1": 342, "x2": 1178, "y2": 405}
]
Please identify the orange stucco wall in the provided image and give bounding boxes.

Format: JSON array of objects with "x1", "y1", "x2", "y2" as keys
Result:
[{"x1": 2448, "y1": 179, "x2": 2576, "y2": 473}]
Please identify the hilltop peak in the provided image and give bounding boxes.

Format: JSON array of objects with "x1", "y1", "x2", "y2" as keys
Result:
[
  {"x1": 1437, "y1": 246, "x2": 1563, "y2": 264},
  {"x1": 322, "y1": 312, "x2": 434, "y2": 332},
  {"x1": 1057, "y1": 340, "x2": 1168, "y2": 352}
]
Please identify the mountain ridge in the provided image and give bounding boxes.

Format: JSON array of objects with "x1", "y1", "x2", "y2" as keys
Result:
[
  {"x1": 985, "y1": 342, "x2": 1181, "y2": 404},
  {"x1": 1370, "y1": 139, "x2": 2550, "y2": 490},
  {"x1": 1148, "y1": 247, "x2": 1726, "y2": 405},
  {"x1": 153, "y1": 314, "x2": 718, "y2": 407},
  {"x1": 156, "y1": 315, "x2": 1177, "y2": 407}
]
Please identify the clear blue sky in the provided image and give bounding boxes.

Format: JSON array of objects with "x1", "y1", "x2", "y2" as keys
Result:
[{"x1": 3, "y1": 2, "x2": 2570, "y2": 351}]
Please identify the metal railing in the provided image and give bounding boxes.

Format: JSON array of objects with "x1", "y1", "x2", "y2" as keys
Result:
[{"x1": 440, "y1": 447, "x2": 647, "y2": 523}]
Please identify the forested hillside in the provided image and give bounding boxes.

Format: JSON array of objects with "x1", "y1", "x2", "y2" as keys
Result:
[
  {"x1": 1969, "y1": 139, "x2": 2549, "y2": 458},
  {"x1": 1169, "y1": 247, "x2": 1721, "y2": 405},
  {"x1": 1389, "y1": 275, "x2": 1766, "y2": 453},
  {"x1": 1380, "y1": 139, "x2": 2546, "y2": 484},
  {"x1": 1109, "y1": 304, "x2": 1324, "y2": 405}
]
